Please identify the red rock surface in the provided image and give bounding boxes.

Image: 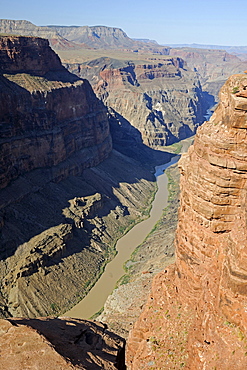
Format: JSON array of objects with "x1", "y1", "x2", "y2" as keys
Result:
[
  {"x1": 0, "y1": 317, "x2": 125, "y2": 369},
  {"x1": 127, "y1": 74, "x2": 247, "y2": 369},
  {"x1": 67, "y1": 56, "x2": 206, "y2": 148}
]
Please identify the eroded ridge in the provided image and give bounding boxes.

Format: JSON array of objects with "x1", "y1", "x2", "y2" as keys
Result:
[{"x1": 127, "y1": 74, "x2": 247, "y2": 369}]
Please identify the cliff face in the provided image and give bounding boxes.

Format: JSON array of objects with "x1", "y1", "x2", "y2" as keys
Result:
[
  {"x1": 169, "y1": 47, "x2": 247, "y2": 103},
  {"x1": 0, "y1": 19, "x2": 170, "y2": 54},
  {"x1": 0, "y1": 36, "x2": 163, "y2": 318},
  {"x1": 47, "y1": 25, "x2": 170, "y2": 54},
  {"x1": 0, "y1": 19, "x2": 79, "y2": 50},
  {"x1": 68, "y1": 56, "x2": 206, "y2": 147},
  {"x1": 127, "y1": 74, "x2": 247, "y2": 369},
  {"x1": 0, "y1": 35, "x2": 112, "y2": 190}
]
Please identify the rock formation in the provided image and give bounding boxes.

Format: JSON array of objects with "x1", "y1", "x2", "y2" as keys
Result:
[
  {"x1": 0, "y1": 19, "x2": 170, "y2": 54},
  {"x1": 169, "y1": 47, "x2": 247, "y2": 103},
  {"x1": 0, "y1": 35, "x2": 112, "y2": 190},
  {"x1": 67, "y1": 56, "x2": 206, "y2": 147},
  {"x1": 0, "y1": 19, "x2": 79, "y2": 50},
  {"x1": 0, "y1": 35, "x2": 166, "y2": 318},
  {"x1": 0, "y1": 317, "x2": 125, "y2": 369},
  {"x1": 127, "y1": 74, "x2": 247, "y2": 369}
]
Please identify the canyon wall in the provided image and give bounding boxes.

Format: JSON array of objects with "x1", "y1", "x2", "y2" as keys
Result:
[
  {"x1": 169, "y1": 47, "x2": 247, "y2": 103},
  {"x1": 0, "y1": 35, "x2": 112, "y2": 190},
  {"x1": 67, "y1": 56, "x2": 206, "y2": 147},
  {"x1": 127, "y1": 74, "x2": 247, "y2": 369},
  {"x1": 0, "y1": 19, "x2": 170, "y2": 53},
  {"x1": 0, "y1": 35, "x2": 163, "y2": 318},
  {"x1": 0, "y1": 19, "x2": 79, "y2": 49}
]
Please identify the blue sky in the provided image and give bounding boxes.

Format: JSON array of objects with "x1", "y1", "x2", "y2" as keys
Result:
[{"x1": 1, "y1": 0, "x2": 247, "y2": 46}]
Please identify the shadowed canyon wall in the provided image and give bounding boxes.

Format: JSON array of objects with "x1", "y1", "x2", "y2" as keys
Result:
[
  {"x1": 67, "y1": 56, "x2": 206, "y2": 147},
  {"x1": 0, "y1": 35, "x2": 112, "y2": 190},
  {"x1": 127, "y1": 74, "x2": 247, "y2": 369},
  {"x1": 0, "y1": 35, "x2": 165, "y2": 319}
]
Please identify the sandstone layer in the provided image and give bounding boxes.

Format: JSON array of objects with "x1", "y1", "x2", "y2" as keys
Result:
[
  {"x1": 0, "y1": 19, "x2": 80, "y2": 50},
  {"x1": 0, "y1": 19, "x2": 169, "y2": 54},
  {"x1": 127, "y1": 74, "x2": 247, "y2": 369},
  {"x1": 0, "y1": 35, "x2": 112, "y2": 190},
  {"x1": 67, "y1": 56, "x2": 206, "y2": 147},
  {"x1": 0, "y1": 317, "x2": 125, "y2": 369}
]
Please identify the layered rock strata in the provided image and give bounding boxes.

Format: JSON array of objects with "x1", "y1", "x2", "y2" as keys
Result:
[
  {"x1": 0, "y1": 19, "x2": 79, "y2": 50},
  {"x1": 0, "y1": 36, "x2": 161, "y2": 318},
  {"x1": 0, "y1": 317, "x2": 125, "y2": 369},
  {"x1": 0, "y1": 35, "x2": 112, "y2": 190},
  {"x1": 0, "y1": 19, "x2": 170, "y2": 54},
  {"x1": 68, "y1": 56, "x2": 206, "y2": 147},
  {"x1": 169, "y1": 47, "x2": 247, "y2": 103},
  {"x1": 127, "y1": 74, "x2": 247, "y2": 369}
]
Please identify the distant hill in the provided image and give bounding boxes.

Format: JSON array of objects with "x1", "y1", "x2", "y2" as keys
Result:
[
  {"x1": 0, "y1": 19, "x2": 81, "y2": 50},
  {"x1": 47, "y1": 25, "x2": 170, "y2": 53},
  {"x1": 0, "y1": 19, "x2": 170, "y2": 54},
  {"x1": 167, "y1": 43, "x2": 247, "y2": 60}
]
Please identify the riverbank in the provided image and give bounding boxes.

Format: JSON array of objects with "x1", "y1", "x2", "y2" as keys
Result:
[
  {"x1": 64, "y1": 137, "x2": 193, "y2": 322},
  {"x1": 96, "y1": 137, "x2": 193, "y2": 337},
  {"x1": 97, "y1": 163, "x2": 180, "y2": 337},
  {"x1": 64, "y1": 154, "x2": 176, "y2": 319}
]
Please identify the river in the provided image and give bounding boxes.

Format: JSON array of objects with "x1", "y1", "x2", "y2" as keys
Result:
[{"x1": 64, "y1": 137, "x2": 193, "y2": 319}]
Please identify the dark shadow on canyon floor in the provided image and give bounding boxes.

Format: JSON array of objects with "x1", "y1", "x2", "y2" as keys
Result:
[
  {"x1": 0, "y1": 118, "x2": 174, "y2": 260},
  {"x1": 9, "y1": 317, "x2": 126, "y2": 370}
]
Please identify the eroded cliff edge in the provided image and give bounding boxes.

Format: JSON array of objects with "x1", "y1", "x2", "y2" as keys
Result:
[
  {"x1": 127, "y1": 74, "x2": 247, "y2": 369},
  {"x1": 0, "y1": 35, "x2": 165, "y2": 318},
  {"x1": 0, "y1": 317, "x2": 126, "y2": 370}
]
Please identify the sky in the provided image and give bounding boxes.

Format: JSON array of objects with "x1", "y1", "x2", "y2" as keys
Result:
[{"x1": 1, "y1": 0, "x2": 247, "y2": 46}]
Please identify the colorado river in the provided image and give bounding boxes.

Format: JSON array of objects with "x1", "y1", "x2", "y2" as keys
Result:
[{"x1": 65, "y1": 138, "x2": 193, "y2": 319}]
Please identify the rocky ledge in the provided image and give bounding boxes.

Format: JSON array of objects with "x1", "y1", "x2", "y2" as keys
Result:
[
  {"x1": 127, "y1": 74, "x2": 247, "y2": 369},
  {"x1": 0, "y1": 317, "x2": 126, "y2": 369}
]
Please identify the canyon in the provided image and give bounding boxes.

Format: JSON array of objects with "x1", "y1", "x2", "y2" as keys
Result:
[
  {"x1": 1, "y1": 20, "x2": 247, "y2": 370},
  {"x1": 0, "y1": 35, "x2": 172, "y2": 320}
]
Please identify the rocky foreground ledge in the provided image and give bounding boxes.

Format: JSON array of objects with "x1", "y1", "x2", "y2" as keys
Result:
[
  {"x1": 0, "y1": 317, "x2": 126, "y2": 369},
  {"x1": 127, "y1": 74, "x2": 247, "y2": 369}
]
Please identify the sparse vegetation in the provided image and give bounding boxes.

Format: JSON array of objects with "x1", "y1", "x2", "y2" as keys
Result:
[{"x1": 232, "y1": 86, "x2": 240, "y2": 94}]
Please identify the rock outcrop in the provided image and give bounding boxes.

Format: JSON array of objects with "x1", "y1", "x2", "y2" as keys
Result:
[
  {"x1": 0, "y1": 19, "x2": 170, "y2": 54},
  {"x1": 0, "y1": 317, "x2": 126, "y2": 369},
  {"x1": 0, "y1": 35, "x2": 112, "y2": 190},
  {"x1": 127, "y1": 74, "x2": 247, "y2": 369},
  {"x1": 67, "y1": 56, "x2": 207, "y2": 147}
]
